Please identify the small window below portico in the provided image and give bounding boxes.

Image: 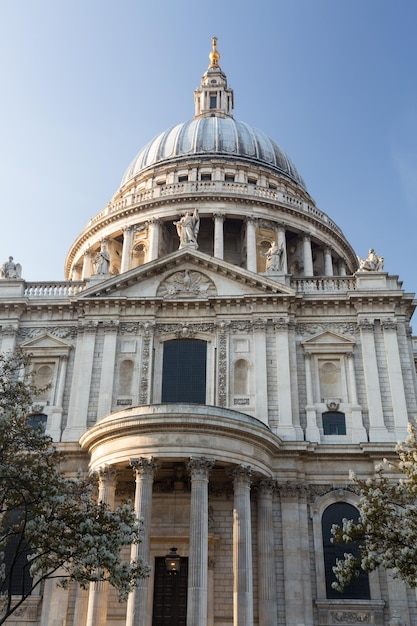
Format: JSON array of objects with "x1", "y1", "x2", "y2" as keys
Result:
[{"x1": 322, "y1": 411, "x2": 346, "y2": 435}]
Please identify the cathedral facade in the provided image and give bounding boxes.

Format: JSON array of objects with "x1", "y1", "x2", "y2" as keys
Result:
[{"x1": 1, "y1": 38, "x2": 417, "y2": 626}]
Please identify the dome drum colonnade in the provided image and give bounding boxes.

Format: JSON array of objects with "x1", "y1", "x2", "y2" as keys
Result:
[
  {"x1": 79, "y1": 403, "x2": 284, "y2": 626},
  {"x1": 65, "y1": 36, "x2": 357, "y2": 284}
]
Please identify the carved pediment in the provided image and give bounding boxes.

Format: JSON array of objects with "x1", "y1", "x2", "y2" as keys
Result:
[
  {"x1": 302, "y1": 330, "x2": 355, "y2": 354},
  {"x1": 157, "y1": 270, "x2": 216, "y2": 299},
  {"x1": 20, "y1": 333, "x2": 72, "y2": 356},
  {"x1": 78, "y1": 249, "x2": 296, "y2": 300}
]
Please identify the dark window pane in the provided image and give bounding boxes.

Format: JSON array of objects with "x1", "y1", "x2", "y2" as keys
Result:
[
  {"x1": 162, "y1": 339, "x2": 207, "y2": 404},
  {"x1": 322, "y1": 503, "x2": 370, "y2": 599},
  {"x1": 323, "y1": 411, "x2": 346, "y2": 435}
]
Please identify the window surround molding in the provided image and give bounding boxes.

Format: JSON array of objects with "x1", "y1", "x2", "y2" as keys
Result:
[
  {"x1": 153, "y1": 333, "x2": 215, "y2": 405},
  {"x1": 310, "y1": 489, "x2": 381, "y2": 603},
  {"x1": 302, "y1": 331, "x2": 366, "y2": 443}
]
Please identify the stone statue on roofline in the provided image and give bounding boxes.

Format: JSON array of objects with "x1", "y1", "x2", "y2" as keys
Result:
[
  {"x1": 357, "y1": 248, "x2": 384, "y2": 272},
  {"x1": 0, "y1": 256, "x2": 22, "y2": 279}
]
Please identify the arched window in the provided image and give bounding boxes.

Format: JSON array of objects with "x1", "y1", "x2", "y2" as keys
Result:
[
  {"x1": 322, "y1": 502, "x2": 370, "y2": 599},
  {"x1": 33, "y1": 364, "x2": 53, "y2": 401},
  {"x1": 0, "y1": 511, "x2": 33, "y2": 597},
  {"x1": 161, "y1": 339, "x2": 207, "y2": 404},
  {"x1": 28, "y1": 413, "x2": 47, "y2": 432},
  {"x1": 234, "y1": 359, "x2": 249, "y2": 395},
  {"x1": 322, "y1": 411, "x2": 346, "y2": 435},
  {"x1": 119, "y1": 359, "x2": 134, "y2": 396}
]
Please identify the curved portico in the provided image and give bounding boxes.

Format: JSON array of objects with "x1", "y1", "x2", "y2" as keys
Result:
[{"x1": 80, "y1": 404, "x2": 280, "y2": 626}]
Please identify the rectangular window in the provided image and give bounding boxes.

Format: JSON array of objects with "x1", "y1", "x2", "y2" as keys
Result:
[
  {"x1": 201, "y1": 174, "x2": 211, "y2": 182},
  {"x1": 178, "y1": 175, "x2": 188, "y2": 182},
  {"x1": 209, "y1": 94, "x2": 217, "y2": 109},
  {"x1": 323, "y1": 412, "x2": 346, "y2": 435},
  {"x1": 162, "y1": 339, "x2": 207, "y2": 404}
]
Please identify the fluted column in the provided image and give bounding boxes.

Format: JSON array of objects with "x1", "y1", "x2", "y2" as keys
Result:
[
  {"x1": 381, "y1": 319, "x2": 409, "y2": 439},
  {"x1": 358, "y1": 319, "x2": 390, "y2": 441},
  {"x1": 213, "y1": 213, "x2": 225, "y2": 259},
  {"x1": 126, "y1": 457, "x2": 157, "y2": 626},
  {"x1": 257, "y1": 480, "x2": 277, "y2": 626},
  {"x1": 232, "y1": 466, "x2": 253, "y2": 626},
  {"x1": 302, "y1": 234, "x2": 314, "y2": 276},
  {"x1": 121, "y1": 226, "x2": 134, "y2": 273},
  {"x1": 324, "y1": 247, "x2": 333, "y2": 276},
  {"x1": 148, "y1": 218, "x2": 161, "y2": 261},
  {"x1": 186, "y1": 457, "x2": 215, "y2": 626},
  {"x1": 86, "y1": 466, "x2": 117, "y2": 626},
  {"x1": 246, "y1": 217, "x2": 257, "y2": 272}
]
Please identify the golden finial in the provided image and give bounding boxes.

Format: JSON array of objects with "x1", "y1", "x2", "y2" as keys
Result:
[{"x1": 208, "y1": 36, "x2": 221, "y2": 69}]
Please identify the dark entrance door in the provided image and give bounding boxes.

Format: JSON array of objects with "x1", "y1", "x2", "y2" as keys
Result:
[{"x1": 152, "y1": 556, "x2": 188, "y2": 626}]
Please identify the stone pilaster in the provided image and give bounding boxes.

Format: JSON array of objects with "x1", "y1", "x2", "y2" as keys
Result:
[
  {"x1": 381, "y1": 318, "x2": 409, "y2": 439},
  {"x1": 274, "y1": 318, "x2": 298, "y2": 439},
  {"x1": 257, "y1": 480, "x2": 277, "y2": 626},
  {"x1": 86, "y1": 466, "x2": 117, "y2": 626},
  {"x1": 126, "y1": 457, "x2": 157, "y2": 626},
  {"x1": 63, "y1": 322, "x2": 97, "y2": 441},
  {"x1": 279, "y1": 483, "x2": 313, "y2": 626},
  {"x1": 82, "y1": 249, "x2": 94, "y2": 280},
  {"x1": 358, "y1": 319, "x2": 391, "y2": 441},
  {"x1": 346, "y1": 352, "x2": 367, "y2": 442},
  {"x1": 231, "y1": 465, "x2": 253, "y2": 626},
  {"x1": 186, "y1": 457, "x2": 215, "y2": 626},
  {"x1": 251, "y1": 318, "x2": 268, "y2": 425},
  {"x1": 97, "y1": 321, "x2": 119, "y2": 419},
  {"x1": 48, "y1": 355, "x2": 68, "y2": 441},
  {"x1": 0, "y1": 324, "x2": 18, "y2": 353},
  {"x1": 304, "y1": 352, "x2": 320, "y2": 442}
]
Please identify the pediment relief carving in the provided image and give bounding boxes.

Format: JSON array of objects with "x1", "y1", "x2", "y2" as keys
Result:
[{"x1": 157, "y1": 270, "x2": 217, "y2": 299}]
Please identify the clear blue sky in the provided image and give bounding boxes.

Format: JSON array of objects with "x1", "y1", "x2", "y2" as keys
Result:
[{"x1": 0, "y1": 1, "x2": 416, "y2": 303}]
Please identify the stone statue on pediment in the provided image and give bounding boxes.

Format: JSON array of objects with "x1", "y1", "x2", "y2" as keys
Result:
[
  {"x1": 174, "y1": 208, "x2": 200, "y2": 249},
  {"x1": 262, "y1": 241, "x2": 284, "y2": 272},
  {"x1": 94, "y1": 242, "x2": 110, "y2": 275},
  {"x1": 0, "y1": 256, "x2": 22, "y2": 279}
]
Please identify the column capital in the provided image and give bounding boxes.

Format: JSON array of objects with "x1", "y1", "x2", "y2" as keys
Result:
[
  {"x1": 230, "y1": 464, "x2": 253, "y2": 487},
  {"x1": 213, "y1": 212, "x2": 225, "y2": 222},
  {"x1": 95, "y1": 464, "x2": 118, "y2": 489},
  {"x1": 256, "y1": 478, "x2": 275, "y2": 496},
  {"x1": 246, "y1": 215, "x2": 258, "y2": 226},
  {"x1": 273, "y1": 317, "x2": 290, "y2": 331},
  {"x1": 187, "y1": 457, "x2": 215, "y2": 478},
  {"x1": 358, "y1": 318, "x2": 374, "y2": 331},
  {"x1": 122, "y1": 224, "x2": 134, "y2": 233},
  {"x1": 302, "y1": 232, "x2": 311, "y2": 242},
  {"x1": 102, "y1": 320, "x2": 119, "y2": 333},
  {"x1": 381, "y1": 318, "x2": 397, "y2": 331},
  {"x1": 1, "y1": 324, "x2": 18, "y2": 337},
  {"x1": 250, "y1": 317, "x2": 267, "y2": 331},
  {"x1": 130, "y1": 457, "x2": 158, "y2": 478}
]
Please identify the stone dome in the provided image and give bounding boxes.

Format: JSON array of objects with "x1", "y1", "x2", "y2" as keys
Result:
[{"x1": 121, "y1": 117, "x2": 307, "y2": 191}]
